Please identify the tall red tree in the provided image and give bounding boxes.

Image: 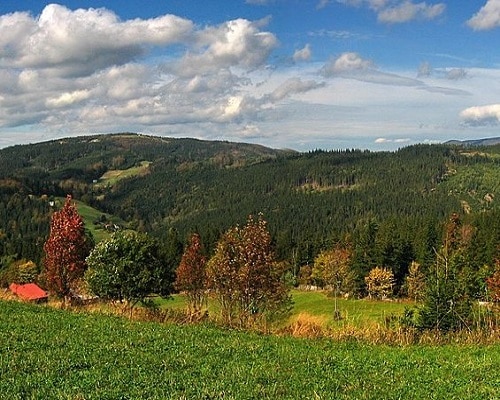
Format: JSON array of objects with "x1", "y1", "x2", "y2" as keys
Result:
[
  {"x1": 43, "y1": 195, "x2": 91, "y2": 300},
  {"x1": 175, "y1": 233, "x2": 207, "y2": 316}
]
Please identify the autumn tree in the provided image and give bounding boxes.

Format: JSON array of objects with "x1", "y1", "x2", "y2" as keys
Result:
[
  {"x1": 206, "y1": 214, "x2": 291, "y2": 327},
  {"x1": 312, "y1": 245, "x2": 355, "y2": 295},
  {"x1": 43, "y1": 196, "x2": 92, "y2": 300},
  {"x1": 365, "y1": 267, "x2": 394, "y2": 299},
  {"x1": 175, "y1": 233, "x2": 207, "y2": 317},
  {"x1": 403, "y1": 261, "x2": 426, "y2": 302},
  {"x1": 85, "y1": 231, "x2": 174, "y2": 310},
  {"x1": 486, "y1": 259, "x2": 500, "y2": 303}
]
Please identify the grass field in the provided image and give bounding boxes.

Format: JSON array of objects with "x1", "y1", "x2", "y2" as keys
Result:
[
  {"x1": 157, "y1": 290, "x2": 414, "y2": 329},
  {"x1": 54, "y1": 197, "x2": 127, "y2": 242},
  {"x1": 1, "y1": 299, "x2": 499, "y2": 399},
  {"x1": 96, "y1": 161, "x2": 151, "y2": 187}
]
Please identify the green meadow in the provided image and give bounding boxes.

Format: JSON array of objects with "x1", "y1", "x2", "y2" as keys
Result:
[{"x1": 1, "y1": 300, "x2": 499, "y2": 399}]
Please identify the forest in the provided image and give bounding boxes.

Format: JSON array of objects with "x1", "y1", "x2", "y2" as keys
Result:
[{"x1": 0, "y1": 133, "x2": 499, "y2": 305}]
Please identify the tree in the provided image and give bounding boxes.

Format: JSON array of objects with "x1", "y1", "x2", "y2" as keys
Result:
[
  {"x1": 403, "y1": 261, "x2": 426, "y2": 302},
  {"x1": 43, "y1": 195, "x2": 92, "y2": 300},
  {"x1": 85, "y1": 231, "x2": 174, "y2": 310},
  {"x1": 175, "y1": 233, "x2": 207, "y2": 317},
  {"x1": 417, "y1": 213, "x2": 473, "y2": 332},
  {"x1": 365, "y1": 267, "x2": 394, "y2": 299},
  {"x1": 206, "y1": 214, "x2": 291, "y2": 327},
  {"x1": 486, "y1": 259, "x2": 500, "y2": 303},
  {"x1": 312, "y1": 245, "x2": 355, "y2": 319}
]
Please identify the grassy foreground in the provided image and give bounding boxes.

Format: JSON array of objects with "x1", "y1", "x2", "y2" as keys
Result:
[{"x1": 1, "y1": 300, "x2": 500, "y2": 399}]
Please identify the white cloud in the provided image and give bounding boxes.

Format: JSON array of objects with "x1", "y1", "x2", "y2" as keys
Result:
[
  {"x1": 293, "y1": 44, "x2": 312, "y2": 62},
  {"x1": 163, "y1": 18, "x2": 277, "y2": 78},
  {"x1": 320, "y1": 52, "x2": 373, "y2": 75},
  {"x1": 417, "y1": 61, "x2": 433, "y2": 77},
  {"x1": 46, "y1": 90, "x2": 91, "y2": 108},
  {"x1": 268, "y1": 78, "x2": 325, "y2": 101},
  {"x1": 316, "y1": 0, "x2": 331, "y2": 9},
  {"x1": 320, "y1": 52, "x2": 424, "y2": 87},
  {"x1": 446, "y1": 68, "x2": 468, "y2": 80},
  {"x1": 460, "y1": 104, "x2": 500, "y2": 125},
  {"x1": 377, "y1": 1, "x2": 445, "y2": 23},
  {"x1": 0, "y1": 5, "x2": 288, "y2": 141},
  {"x1": 0, "y1": 4, "x2": 193, "y2": 77},
  {"x1": 337, "y1": 0, "x2": 445, "y2": 24},
  {"x1": 467, "y1": 0, "x2": 500, "y2": 30}
]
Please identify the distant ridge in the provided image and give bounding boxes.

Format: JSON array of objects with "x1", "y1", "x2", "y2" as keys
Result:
[{"x1": 445, "y1": 137, "x2": 500, "y2": 147}]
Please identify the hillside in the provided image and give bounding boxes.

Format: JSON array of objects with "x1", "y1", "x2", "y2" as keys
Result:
[{"x1": 1, "y1": 134, "x2": 499, "y2": 292}]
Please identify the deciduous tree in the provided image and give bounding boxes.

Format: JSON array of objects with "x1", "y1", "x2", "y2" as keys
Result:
[
  {"x1": 175, "y1": 233, "x2": 207, "y2": 317},
  {"x1": 486, "y1": 259, "x2": 500, "y2": 303},
  {"x1": 206, "y1": 214, "x2": 291, "y2": 327},
  {"x1": 312, "y1": 245, "x2": 355, "y2": 295},
  {"x1": 365, "y1": 267, "x2": 394, "y2": 299},
  {"x1": 403, "y1": 261, "x2": 426, "y2": 302},
  {"x1": 43, "y1": 196, "x2": 92, "y2": 300},
  {"x1": 85, "y1": 231, "x2": 174, "y2": 310}
]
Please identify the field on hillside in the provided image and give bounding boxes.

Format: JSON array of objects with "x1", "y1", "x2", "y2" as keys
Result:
[{"x1": 1, "y1": 300, "x2": 499, "y2": 399}]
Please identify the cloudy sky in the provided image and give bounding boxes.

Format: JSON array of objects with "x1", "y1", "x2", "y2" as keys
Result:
[{"x1": 1, "y1": 1, "x2": 499, "y2": 151}]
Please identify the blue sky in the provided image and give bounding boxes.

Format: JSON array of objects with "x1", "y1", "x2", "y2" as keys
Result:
[{"x1": 0, "y1": 1, "x2": 499, "y2": 151}]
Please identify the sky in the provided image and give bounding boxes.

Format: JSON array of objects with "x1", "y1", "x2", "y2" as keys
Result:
[{"x1": 0, "y1": 1, "x2": 499, "y2": 151}]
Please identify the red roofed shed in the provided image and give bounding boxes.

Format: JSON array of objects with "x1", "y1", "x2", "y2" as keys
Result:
[{"x1": 9, "y1": 283, "x2": 48, "y2": 303}]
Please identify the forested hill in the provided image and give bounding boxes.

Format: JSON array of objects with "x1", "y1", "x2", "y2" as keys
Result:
[{"x1": 1, "y1": 133, "x2": 499, "y2": 284}]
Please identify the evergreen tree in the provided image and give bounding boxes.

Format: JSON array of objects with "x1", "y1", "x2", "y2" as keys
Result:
[{"x1": 417, "y1": 213, "x2": 473, "y2": 332}]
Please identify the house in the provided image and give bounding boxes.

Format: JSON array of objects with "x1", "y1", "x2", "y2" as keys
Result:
[{"x1": 9, "y1": 283, "x2": 48, "y2": 303}]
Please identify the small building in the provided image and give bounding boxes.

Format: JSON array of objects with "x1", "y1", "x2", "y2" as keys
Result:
[{"x1": 9, "y1": 283, "x2": 48, "y2": 303}]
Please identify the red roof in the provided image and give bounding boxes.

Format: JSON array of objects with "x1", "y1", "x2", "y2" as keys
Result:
[{"x1": 9, "y1": 283, "x2": 48, "y2": 302}]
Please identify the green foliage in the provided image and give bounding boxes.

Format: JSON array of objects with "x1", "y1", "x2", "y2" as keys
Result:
[
  {"x1": 1, "y1": 134, "x2": 500, "y2": 303},
  {"x1": 0, "y1": 259, "x2": 39, "y2": 287},
  {"x1": 85, "y1": 231, "x2": 174, "y2": 307},
  {"x1": 1, "y1": 300, "x2": 499, "y2": 399},
  {"x1": 418, "y1": 251, "x2": 473, "y2": 332},
  {"x1": 417, "y1": 214, "x2": 476, "y2": 332}
]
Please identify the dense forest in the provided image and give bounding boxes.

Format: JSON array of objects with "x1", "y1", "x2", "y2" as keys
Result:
[{"x1": 1, "y1": 133, "x2": 499, "y2": 299}]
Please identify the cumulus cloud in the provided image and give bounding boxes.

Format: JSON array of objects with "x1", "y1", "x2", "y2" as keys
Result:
[
  {"x1": 320, "y1": 52, "x2": 374, "y2": 76},
  {"x1": 293, "y1": 44, "x2": 312, "y2": 62},
  {"x1": 467, "y1": 0, "x2": 500, "y2": 30},
  {"x1": 337, "y1": 0, "x2": 445, "y2": 23},
  {"x1": 460, "y1": 104, "x2": 500, "y2": 125},
  {"x1": 0, "y1": 4, "x2": 193, "y2": 77},
  {"x1": 163, "y1": 18, "x2": 277, "y2": 78},
  {"x1": 0, "y1": 4, "x2": 292, "y2": 139}
]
